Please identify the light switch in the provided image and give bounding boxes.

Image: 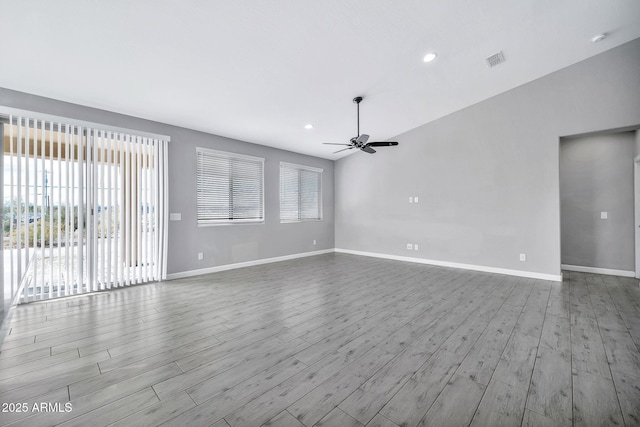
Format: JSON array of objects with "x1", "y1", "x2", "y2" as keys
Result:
[
  {"x1": 600, "y1": 212, "x2": 608, "y2": 219},
  {"x1": 409, "y1": 197, "x2": 413, "y2": 203},
  {"x1": 170, "y1": 213, "x2": 182, "y2": 221},
  {"x1": 414, "y1": 196, "x2": 419, "y2": 203}
]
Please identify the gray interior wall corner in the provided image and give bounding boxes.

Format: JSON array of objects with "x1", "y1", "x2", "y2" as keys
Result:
[
  {"x1": 0, "y1": 88, "x2": 335, "y2": 276},
  {"x1": 335, "y1": 38, "x2": 640, "y2": 277}
]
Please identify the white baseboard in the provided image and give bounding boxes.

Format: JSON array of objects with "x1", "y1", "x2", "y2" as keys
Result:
[
  {"x1": 561, "y1": 264, "x2": 635, "y2": 278},
  {"x1": 166, "y1": 249, "x2": 335, "y2": 280},
  {"x1": 336, "y1": 248, "x2": 562, "y2": 282},
  {"x1": 167, "y1": 247, "x2": 564, "y2": 282}
]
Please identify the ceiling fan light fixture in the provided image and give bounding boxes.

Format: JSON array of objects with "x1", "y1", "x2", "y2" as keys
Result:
[{"x1": 423, "y1": 52, "x2": 437, "y2": 63}]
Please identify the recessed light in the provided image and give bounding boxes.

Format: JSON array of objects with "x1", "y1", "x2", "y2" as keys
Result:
[
  {"x1": 304, "y1": 124, "x2": 313, "y2": 130},
  {"x1": 423, "y1": 52, "x2": 437, "y2": 63},
  {"x1": 591, "y1": 33, "x2": 606, "y2": 43}
]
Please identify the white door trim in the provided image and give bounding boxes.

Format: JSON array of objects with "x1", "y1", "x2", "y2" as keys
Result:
[{"x1": 634, "y1": 154, "x2": 640, "y2": 278}]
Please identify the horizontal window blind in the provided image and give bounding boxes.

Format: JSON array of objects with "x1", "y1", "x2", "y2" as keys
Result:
[
  {"x1": 1, "y1": 112, "x2": 169, "y2": 303},
  {"x1": 280, "y1": 162, "x2": 322, "y2": 222},
  {"x1": 197, "y1": 148, "x2": 264, "y2": 224}
]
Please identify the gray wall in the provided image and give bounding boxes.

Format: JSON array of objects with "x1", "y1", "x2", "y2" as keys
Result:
[
  {"x1": 560, "y1": 132, "x2": 635, "y2": 271},
  {"x1": 335, "y1": 38, "x2": 640, "y2": 277},
  {"x1": 0, "y1": 88, "x2": 335, "y2": 276}
]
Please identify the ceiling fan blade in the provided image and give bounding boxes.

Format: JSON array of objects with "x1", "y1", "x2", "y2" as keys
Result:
[
  {"x1": 323, "y1": 143, "x2": 351, "y2": 146},
  {"x1": 355, "y1": 134, "x2": 369, "y2": 144},
  {"x1": 333, "y1": 147, "x2": 353, "y2": 154},
  {"x1": 361, "y1": 146, "x2": 376, "y2": 154},
  {"x1": 366, "y1": 141, "x2": 399, "y2": 147}
]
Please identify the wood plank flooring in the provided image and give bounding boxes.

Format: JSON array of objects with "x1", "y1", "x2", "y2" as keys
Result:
[{"x1": 0, "y1": 253, "x2": 639, "y2": 426}]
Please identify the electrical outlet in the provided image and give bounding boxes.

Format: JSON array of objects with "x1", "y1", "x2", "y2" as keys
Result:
[
  {"x1": 313, "y1": 239, "x2": 317, "y2": 245},
  {"x1": 198, "y1": 252, "x2": 204, "y2": 261},
  {"x1": 406, "y1": 243, "x2": 413, "y2": 250},
  {"x1": 519, "y1": 254, "x2": 526, "y2": 262},
  {"x1": 414, "y1": 196, "x2": 419, "y2": 203},
  {"x1": 409, "y1": 197, "x2": 413, "y2": 203},
  {"x1": 414, "y1": 244, "x2": 419, "y2": 251},
  {"x1": 600, "y1": 211, "x2": 608, "y2": 219}
]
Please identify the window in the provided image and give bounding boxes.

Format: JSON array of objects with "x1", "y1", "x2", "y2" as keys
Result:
[
  {"x1": 280, "y1": 162, "x2": 322, "y2": 222},
  {"x1": 197, "y1": 147, "x2": 264, "y2": 224}
]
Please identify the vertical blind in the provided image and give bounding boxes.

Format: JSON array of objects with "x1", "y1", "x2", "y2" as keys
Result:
[
  {"x1": 196, "y1": 147, "x2": 264, "y2": 224},
  {"x1": 280, "y1": 162, "x2": 322, "y2": 222},
  {"x1": 1, "y1": 111, "x2": 169, "y2": 303}
]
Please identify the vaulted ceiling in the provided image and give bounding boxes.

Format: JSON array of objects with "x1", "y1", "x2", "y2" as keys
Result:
[{"x1": 1, "y1": 1, "x2": 639, "y2": 159}]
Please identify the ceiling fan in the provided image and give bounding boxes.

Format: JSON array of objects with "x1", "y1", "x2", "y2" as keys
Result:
[{"x1": 324, "y1": 96, "x2": 399, "y2": 154}]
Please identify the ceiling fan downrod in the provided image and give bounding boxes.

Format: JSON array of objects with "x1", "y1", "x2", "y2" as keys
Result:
[{"x1": 353, "y1": 96, "x2": 363, "y2": 138}]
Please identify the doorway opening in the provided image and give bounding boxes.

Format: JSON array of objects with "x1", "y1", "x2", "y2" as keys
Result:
[{"x1": 559, "y1": 130, "x2": 636, "y2": 278}]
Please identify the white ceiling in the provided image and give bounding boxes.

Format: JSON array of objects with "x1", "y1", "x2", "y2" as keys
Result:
[{"x1": 1, "y1": 1, "x2": 639, "y2": 160}]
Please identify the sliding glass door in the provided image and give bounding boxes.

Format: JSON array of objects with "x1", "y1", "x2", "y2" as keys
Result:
[{"x1": 1, "y1": 112, "x2": 168, "y2": 303}]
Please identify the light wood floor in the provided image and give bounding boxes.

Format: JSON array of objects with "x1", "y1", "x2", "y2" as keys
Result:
[{"x1": 1, "y1": 253, "x2": 639, "y2": 427}]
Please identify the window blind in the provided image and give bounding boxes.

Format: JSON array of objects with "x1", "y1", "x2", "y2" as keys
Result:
[
  {"x1": 197, "y1": 148, "x2": 264, "y2": 224},
  {"x1": 280, "y1": 162, "x2": 322, "y2": 222},
  {"x1": 1, "y1": 111, "x2": 169, "y2": 303}
]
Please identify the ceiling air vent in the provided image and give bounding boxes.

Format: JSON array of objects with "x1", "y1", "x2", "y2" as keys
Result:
[{"x1": 485, "y1": 51, "x2": 505, "y2": 68}]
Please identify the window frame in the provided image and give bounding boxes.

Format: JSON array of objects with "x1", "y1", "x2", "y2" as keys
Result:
[
  {"x1": 279, "y1": 161, "x2": 323, "y2": 223},
  {"x1": 196, "y1": 147, "x2": 265, "y2": 226}
]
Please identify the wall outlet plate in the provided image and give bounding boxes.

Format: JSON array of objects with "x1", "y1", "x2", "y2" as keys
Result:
[
  {"x1": 519, "y1": 254, "x2": 526, "y2": 262},
  {"x1": 198, "y1": 252, "x2": 204, "y2": 261},
  {"x1": 406, "y1": 243, "x2": 413, "y2": 250},
  {"x1": 414, "y1": 244, "x2": 419, "y2": 251}
]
